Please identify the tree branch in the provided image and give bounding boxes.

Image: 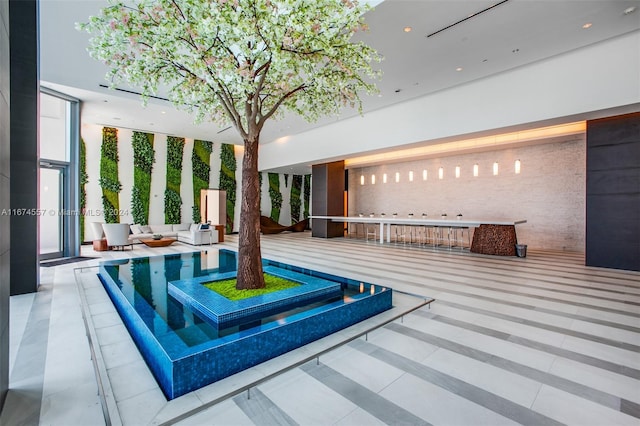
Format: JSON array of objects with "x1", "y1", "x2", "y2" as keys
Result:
[{"x1": 260, "y1": 83, "x2": 307, "y2": 125}]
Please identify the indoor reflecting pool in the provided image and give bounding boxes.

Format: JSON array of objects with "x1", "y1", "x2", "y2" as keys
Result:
[{"x1": 98, "y1": 249, "x2": 393, "y2": 399}]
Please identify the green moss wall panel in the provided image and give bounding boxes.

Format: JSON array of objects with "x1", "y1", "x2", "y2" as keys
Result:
[
  {"x1": 268, "y1": 173, "x2": 282, "y2": 222},
  {"x1": 165, "y1": 136, "x2": 185, "y2": 224},
  {"x1": 132, "y1": 131, "x2": 155, "y2": 225},
  {"x1": 290, "y1": 175, "x2": 302, "y2": 224},
  {"x1": 219, "y1": 143, "x2": 236, "y2": 233},
  {"x1": 99, "y1": 127, "x2": 121, "y2": 223}
]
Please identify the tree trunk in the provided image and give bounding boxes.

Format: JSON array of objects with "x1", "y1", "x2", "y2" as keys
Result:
[{"x1": 236, "y1": 137, "x2": 265, "y2": 289}]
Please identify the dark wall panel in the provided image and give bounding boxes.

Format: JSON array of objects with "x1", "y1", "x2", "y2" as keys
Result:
[
  {"x1": 9, "y1": 0, "x2": 38, "y2": 295},
  {"x1": 311, "y1": 161, "x2": 344, "y2": 238},
  {"x1": 586, "y1": 113, "x2": 640, "y2": 271},
  {"x1": 0, "y1": 0, "x2": 9, "y2": 412}
]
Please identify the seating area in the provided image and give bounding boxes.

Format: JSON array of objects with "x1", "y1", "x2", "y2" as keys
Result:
[{"x1": 90, "y1": 222, "x2": 218, "y2": 250}]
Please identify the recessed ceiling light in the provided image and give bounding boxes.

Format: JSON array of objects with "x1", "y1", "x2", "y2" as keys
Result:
[
  {"x1": 456, "y1": 67, "x2": 463, "y2": 72},
  {"x1": 161, "y1": 111, "x2": 166, "y2": 114},
  {"x1": 582, "y1": 22, "x2": 592, "y2": 29},
  {"x1": 113, "y1": 117, "x2": 121, "y2": 120},
  {"x1": 624, "y1": 6, "x2": 636, "y2": 15},
  {"x1": 482, "y1": 59, "x2": 488, "y2": 63},
  {"x1": 512, "y1": 48, "x2": 520, "y2": 53},
  {"x1": 403, "y1": 26, "x2": 412, "y2": 33},
  {"x1": 394, "y1": 89, "x2": 401, "y2": 93}
]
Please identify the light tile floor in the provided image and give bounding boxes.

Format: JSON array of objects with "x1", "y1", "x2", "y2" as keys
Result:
[{"x1": 2, "y1": 232, "x2": 639, "y2": 425}]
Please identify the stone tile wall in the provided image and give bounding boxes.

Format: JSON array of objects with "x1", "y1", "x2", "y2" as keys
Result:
[{"x1": 348, "y1": 137, "x2": 586, "y2": 251}]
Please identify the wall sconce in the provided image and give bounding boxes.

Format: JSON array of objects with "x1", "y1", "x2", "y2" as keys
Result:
[
  {"x1": 473, "y1": 164, "x2": 479, "y2": 177},
  {"x1": 515, "y1": 159, "x2": 521, "y2": 174},
  {"x1": 423, "y1": 169, "x2": 427, "y2": 180},
  {"x1": 360, "y1": 175, "x2": 365, "y2": 185},
  {"x1": 371, "y1": 174, "x2": 376, "y2": 185},
  {"x1": 438, "y1": 167, "x2": 444, "y2": 180},
  {"x1": 395, "y1": 172, "x2": 400, "y2": 183},
  {"x1": 455, "y1": 166, "x2": 460, "y2": 178},
  {"x1": 370, "y1": 285, "x2": 375, "y2": 295},
  {"x1": 409, "y1": 171, "x2": 414, "y2": 182},
  {"x1": 383, "y1": 173, "x2": 387, "y2": 183},
  {"x1": 493, "y1": 162, "x2": 499, "y2": 176}
]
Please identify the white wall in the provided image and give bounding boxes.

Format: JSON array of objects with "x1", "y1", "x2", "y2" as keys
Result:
[
  {"x1": 149, "y1": 134, "x2": 167, "y2": 225},
  {"x1": 349, "y1": 137, "x2": 586, "y2": 251},
  {"x1": 258, "y1": 31, "x2": 640, "y2": 171}
]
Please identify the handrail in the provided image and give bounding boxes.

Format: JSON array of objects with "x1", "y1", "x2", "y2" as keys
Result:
[
  {"x1": 74, "y1": 264, "x2": 433, "y2": 426},
  {"x1": 158, "y1": 293, "x2": 433, "y2": 426}
]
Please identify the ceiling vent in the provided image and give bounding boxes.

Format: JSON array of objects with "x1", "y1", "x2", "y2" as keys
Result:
[
  {"x1": 426, "y1": 0, "x2": 511, "y2": 38},
  {"x1": 98, "y1": 84, "x2": 171, "y2": 102}
]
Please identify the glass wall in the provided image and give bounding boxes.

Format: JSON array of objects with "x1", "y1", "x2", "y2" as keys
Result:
[{"x1": 39, "y1": 89, "x2": 80, "y2": 260}]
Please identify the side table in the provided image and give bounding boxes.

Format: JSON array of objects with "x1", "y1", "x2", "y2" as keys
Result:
[
  {"x1": 214, "y1": 224, "x2": 225, "y2": 243},
  {"x1": 93, "y1": 239, "x2": 109, "y2": 251}
]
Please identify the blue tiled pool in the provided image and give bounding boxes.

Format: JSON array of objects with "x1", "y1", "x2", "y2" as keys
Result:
[{"x1": 98, "y1": 249, "x2": 393, "y2": 399}]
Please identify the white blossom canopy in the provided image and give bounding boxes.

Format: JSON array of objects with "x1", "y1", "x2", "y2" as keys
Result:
[{"x1": 79, "y1": 0, "x2": 381, "y2": 141}]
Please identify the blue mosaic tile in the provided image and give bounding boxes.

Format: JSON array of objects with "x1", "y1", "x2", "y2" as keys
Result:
[
  {"x1": 168, "y1": 266, "x2": 343, "y2": 328},
  {"x1": 98, "y1": 250, "x2": 393, "y2": 399}
]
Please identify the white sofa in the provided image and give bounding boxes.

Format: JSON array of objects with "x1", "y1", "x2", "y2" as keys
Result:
[{"x1": 129, "y1": 223, "x2": 217, "y2": 245}]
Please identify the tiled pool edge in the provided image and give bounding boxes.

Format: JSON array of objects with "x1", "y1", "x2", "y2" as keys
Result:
[
  {"x1": 76, "y1": 268, "x2": 432, "y2": 426},
  {"x1": 98, "y1": 260, "x2": 394, "y2": 399},
  {"x1": 74, "y1": 267, "x2": 123, "y2": 426},
  {"x1": 168, "y1": 266, "x2": 344, "y2": 327}
]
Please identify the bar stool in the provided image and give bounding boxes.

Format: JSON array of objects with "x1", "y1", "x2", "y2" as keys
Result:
[
  {"x1": 450, "y1": 215, "x2": 470, "y2": 250},
  {"x1": 450, "y1": 226, "x2": 471, "y2": 250},
  {"x1": 365, "y1": 223, "x2": 377, "y2": 242},
  {"x1": 390, "y1": 214, "x2": 402, "y2": 243},
  {"x1": 417, "y1": 214, "x2": 434, "y2": 247},
  {"x1": 434, "y1": 226, "x2": 452, "y2": 248},
  {"x1": 348, "y1": 222, "x2": 364, "y2": 238}
]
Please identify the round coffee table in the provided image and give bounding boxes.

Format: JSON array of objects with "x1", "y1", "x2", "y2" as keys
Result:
[{"x1": 140, "y1": 237, "x2": 177, "y2": 248}]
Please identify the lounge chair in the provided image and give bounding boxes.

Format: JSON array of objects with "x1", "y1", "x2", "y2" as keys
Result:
[{"x1": 260, "y1": 216, "x2": 309, "y2": 234}]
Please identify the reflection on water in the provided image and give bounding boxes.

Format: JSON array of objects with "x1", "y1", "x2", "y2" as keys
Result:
[{"x1": 102, "y1": 250, "x2": 363, "y2": 348}]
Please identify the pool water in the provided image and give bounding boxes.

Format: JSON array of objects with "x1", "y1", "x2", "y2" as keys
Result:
[{"x1": 98, "y1": 249, "x2": 393, "y2": 399}]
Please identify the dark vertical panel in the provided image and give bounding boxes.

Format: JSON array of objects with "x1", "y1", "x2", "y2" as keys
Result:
[
  {"x1": 586, "y1": 112, "x2": 640, "y2": 271},
  {"x1": 311, "y1": 161, "x2": 344, "y2": 238},
  {"x1": 0, "y1": 0, "x2": 9, "y2": 410},
  {"x1": 9, "y1": 0, "x2": 38, "y2": 295}
]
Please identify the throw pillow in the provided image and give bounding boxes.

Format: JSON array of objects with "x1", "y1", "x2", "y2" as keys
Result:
[{"x1": 130, "y1": 224, "x2": 142, "y2": 234}]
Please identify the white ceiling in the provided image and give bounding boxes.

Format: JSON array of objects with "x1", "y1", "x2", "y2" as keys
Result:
[{"x1": 39, "y1": 0, "x2": 640, "y2": 173}]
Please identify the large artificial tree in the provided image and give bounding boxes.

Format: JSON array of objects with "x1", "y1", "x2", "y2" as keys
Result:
[{"x1": 81, "y1": 0, "x2": 380, "y2": 289}]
